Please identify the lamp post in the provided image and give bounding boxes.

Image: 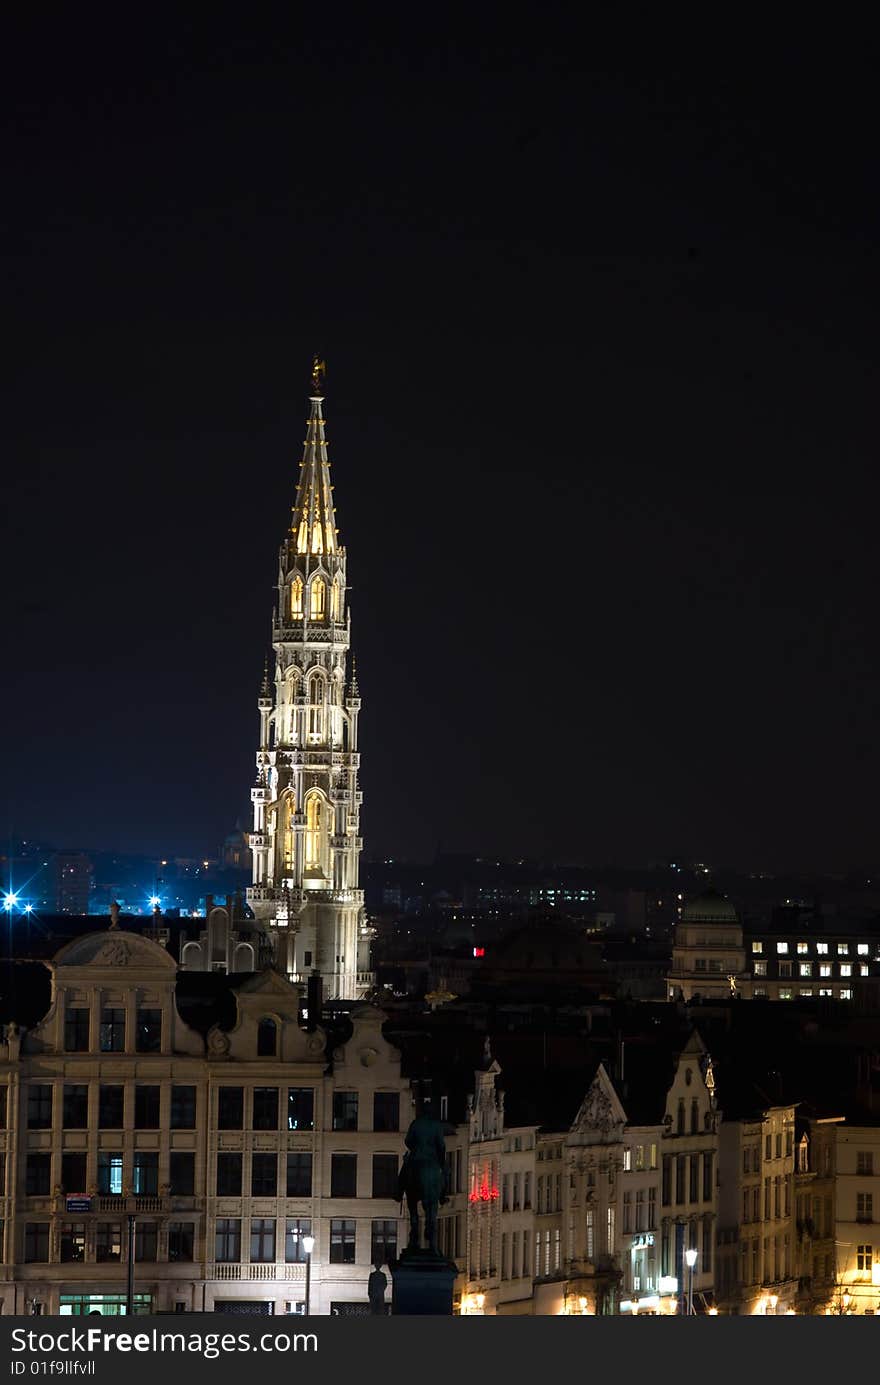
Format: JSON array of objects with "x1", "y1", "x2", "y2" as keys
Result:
[
  {"x1": 302, "y1": 1234, "x2": 315, "y2": 1317},
  {"x1": 684, "y1": 1248, "x2": 698, "y2": 1316}
]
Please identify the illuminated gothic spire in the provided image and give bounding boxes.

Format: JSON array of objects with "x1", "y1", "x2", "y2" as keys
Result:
[{"x1": 290, "y1": 355, "x2": 339, "y2": 557}]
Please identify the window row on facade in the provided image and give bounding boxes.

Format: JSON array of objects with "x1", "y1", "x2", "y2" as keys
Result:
[{"x1": 17, "y1": 1083, "x2": 399, "y2": 1134}]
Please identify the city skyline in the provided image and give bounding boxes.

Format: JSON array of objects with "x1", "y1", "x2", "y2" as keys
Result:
[{"x1": 5, "y1": 28, "x2": 880, "y2": 875}]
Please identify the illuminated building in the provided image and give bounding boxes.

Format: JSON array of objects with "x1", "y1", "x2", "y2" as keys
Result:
[
  {"x1": 833, "y1": 1123, "x2": 880, "y2": 1313},
  {"x1": 247, "y1": 360, "x2": 373, "y2": 999},
  {"x1": 667, "y1": 891, "x2": 745, "y2": 1001}
]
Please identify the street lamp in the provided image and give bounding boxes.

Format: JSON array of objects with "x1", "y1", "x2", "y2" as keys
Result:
[
  {"x1": 769, "y1": 1293, "x2": 778, "y2": 1316},
  {"x1": 684, "y1": 1248, "x2": 698, "y2": 1316},
  {"x1": 302, "y1": 1234, "x2": 315, "y2": 1317}
]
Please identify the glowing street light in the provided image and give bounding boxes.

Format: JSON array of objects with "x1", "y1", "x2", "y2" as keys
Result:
[
  {"x1": 148, "y1": 896, "x2": 161, "y2": 909},
  {"x1": 3, "y1": 893, "x2": 19, "y2": 911},
  {"x1": 302, "y1": 1234, "x2": 315, "y2": 1317},
  {"x1": 685, "y1": 1247, "x2": 698, "y2": 1316}
]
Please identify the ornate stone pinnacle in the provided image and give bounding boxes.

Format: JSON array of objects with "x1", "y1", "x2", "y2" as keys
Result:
[{"x1": 310, "y1": 354, "x2": 326, "y2": 396}]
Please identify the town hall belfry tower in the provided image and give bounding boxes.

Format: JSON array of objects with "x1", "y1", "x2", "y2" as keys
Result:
[{"x1": 247, "y1": 358, "x2": 372, "y2": 1000}]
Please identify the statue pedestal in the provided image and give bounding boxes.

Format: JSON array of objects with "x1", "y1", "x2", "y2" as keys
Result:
[{"x1": 390, "y1": 1250, "x2": 458, "y2": 1316}]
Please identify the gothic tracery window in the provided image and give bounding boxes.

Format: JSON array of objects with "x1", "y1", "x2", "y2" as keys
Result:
[
  {"x1": 305, "y1": 794, "x2": 324, "y2": 871},
  {"x1": 330, "y1": 579, "x2": 341, "y2": 622},
  {"x1": 310, "y1": 577, "x2": 326, "y2": 620},
  {"x1": 290, "y1": 576, "x2": 303, "y2": 620}
]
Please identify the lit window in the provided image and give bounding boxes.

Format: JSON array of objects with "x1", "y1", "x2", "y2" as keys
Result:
[
  {"x1": 837, "y1": 943, "x2": 849, "y2": 956},
  {"x1": 754, "y1": 987, "x2": 767, "y2": 998},
  {"x1": 840, "y1": 964, "x2": 852, "y2": 977},
  {"x1": 752, "y1": 942, "x2": 763, "y2": 954},
  {"x1": 797, "y1": 942, "x2": 808, "y2": 955},
  {"x1": 856, "y1": 1245, "x2": 873, "y2": 1275},
  {"x1": 779, "y1": 989, "x2": 793, "y2": 1000},
  {"x1": 840, "y1": 988, "x2": 853, "y2": 1000},
  {"x1": 818, "y1": 988, "x2": 833, "y2": 997},
  {"x1": 311, "y1": 519, "x2": 323, "y2": 555},
  {"x1": 754, "y1": 961, "x2": 767, "y2": 977},
  {"x1": 305, "y1": 795, "x2": 324, "y2": 871},
  {"x1": 799, "y1": 988, "x2": 813, "y2": 997},
  {"x1": 861, "y1": 964, "x2": 870, "y2": 976},
  {"x1": 776, "y1": 942, "x2": 789, "y2": 955},
  {"x1": 816, "y1": 943, "x2": 828, "y2": 955},
  {"x1": 857, "y1": 944, "x2": 869, "y2": 956},
  {"x1": 800, "y1": 962, "x2": 812, "y2": 977},
  {"x1": 622, "y1": 1148, "x2": 631, "y2": 1171},
  {"x1": 310, "y1": 577, "x2": 326, "y2": 620},
  {"x1": 330, "y1": 580, "x2": 341, "y2": 622},
  {"x1": 820, "y1": 964, "x2": 831, "y2": 977},
  {"x1": 290, "y1": 576, "x2": 303, "y2": 620},
  {"x1": 283, "y1": 795, "x2": 296, "y2": 872},
  {"x1": 296, "y1": 517, "x2": 308, "y2": 552}
]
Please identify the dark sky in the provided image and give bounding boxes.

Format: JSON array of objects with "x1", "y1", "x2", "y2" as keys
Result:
[{"x1": 3, "y1": 21, "x2": 879, "y2": 872}]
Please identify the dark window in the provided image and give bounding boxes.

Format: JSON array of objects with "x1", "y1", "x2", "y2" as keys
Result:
[
  {"x1": 26, "y1": 1153, "x2": 51, "y2": 1196},
  {"x1": 330, "y1": 1219, "x2": 356, "y2": 1264},
  {"x1": 136, "y1": 1009, "x2": 162, "y2": 1053},
  {"x1": 0, "y1": 1153, "x2": 5, "y2": 1195},
  {"x1": 257, "y1": 1018, "x2": 277, "y2": 1056},
  {"x1": 371, "y1": 1218, "x2": 397, "y2": 1267},
  {"x1": 169, "y1": 1152, "x2": 195, "y2": 1196},
  {"x1": 216, "y1": 1153, "x2": 243, "y2": 1196},
  {"x1": 331, "y1": 1153, "x2": 357, "y2": 1198},
  {"x1": 373, "y1": 1092, "x2": 400, "y2": 1132},
  {"x1": 64, "y1": 1008, "x2": 90, "y2": 1052},
  {"x1": 215, "y1": 1218, "x2": 241, "y2": 1262},
  {"x1": 170, "y1": 1085, "x2": 196, "y2": 1129},
  {"x1": 98, "y1": 1085, "x2": 124, "y2": 1128},
  {"x1": 61, "y1": 1152, "x2": 87, "y2": 1193},
  {"x1": 250, "y1": 1217, "x2": 276, "y2": 1263},
  {"x1": 675, "y1": 1154, "x2": 685, "y2": 1204},
  {"x1": 689, "y1": 1154, "x2": 698, "y2": 1203},
  {"x1": 95, "y1": 1222, "x2": 121, "y2": 1262},
  {"x1": 690, "y1": 1099, "x2": 699, "y2": 1135},
  {"x1": 286, "y1": 1152, "x2": 313, "y2": 1197},
  {"x1": 703, "y1": 1152, "x2": 714, "y2": 1202},
  {"x1": 288, "y1": 1088, "x2": 314, "y2": 1131},
  {"x1": 63, "y1": 1084, "x2": 89, "y2": 1128},
  {"x1": 0, "y1": 1087, "x2": 6, "y2": 1127},
  {"x1": 251, "y1": 1153, "x2": 278, "y2": 1197},
  {"x1": 252, "y1": 1087, "x2": 279, "y2": 1131},
  {"x1": 24, "y1": 1223, "x2": 49, "y2": 1262},
  {"x1": 702, "y1": 1217, "x2": 712, "y2": 1272},
  {"x1": 60, "y1": 1222, "x2": 86, "y2": 1263},
  {"x1": 372, "y1": 1153, "x2": 398, "y2": 1199},
  {"x1": 135, "y1": 1221, "x2": 158, "y2": 1261},
  {"x1": 97, "y1": 1153, "x2": 123, "y2": 1195},
  {"x1": 285, "y1": 1217, "x2": 312, "y2": 1263},
  {"x1": 676, "y1": 1100, "x2": 685, "y2": 1134},
  {"x1": 168, "y1": 1222, "x2": 195, "y2": 1262},
  {"x1": 218, "y1": 1087, "x2": 244, "y2": 1130},
  {"x1": 100, "y1": 1007, "x2": 125, "y2": 1053},
  {"x1": 333, "y1": 1091, "x2": 358, "y2": 1131},
  {"x1": 661, "y1": 1155, "x2": 671, "y2": 1206},
  {"x1": 27, "y1": 1084, "x2": 52, "y2": 1129},
  {"x1": 133, "y1": 1152, "x2": 158, "y2": 1196},
  {"x1": 134, "y1": 1085, "x2": 160, "y2": 1129}
]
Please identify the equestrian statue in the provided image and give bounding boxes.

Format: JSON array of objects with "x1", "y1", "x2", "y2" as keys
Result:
[{"x1": 397, "y1": 1105, "x2": 448, "y2": 1254}]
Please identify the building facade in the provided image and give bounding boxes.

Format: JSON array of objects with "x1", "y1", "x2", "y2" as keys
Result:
[{"x1": 247, "y1": 362, "x2": 372, "y2": 1000}]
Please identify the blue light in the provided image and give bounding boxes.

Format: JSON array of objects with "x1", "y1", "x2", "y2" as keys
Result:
[
  {"x1": 148, "y1": 895, "x2": 161, "y2": 909},
  {"x1": 24, "y1": 904, "x2": 34, "y2": 914},
  {"x1": 3, "y1": 893, "x2": 18, "y2": 911}
]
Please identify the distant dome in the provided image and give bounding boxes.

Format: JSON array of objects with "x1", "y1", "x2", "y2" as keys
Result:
[{"x1": 682, "y1": 889, "x2": 738, "y2": 924}]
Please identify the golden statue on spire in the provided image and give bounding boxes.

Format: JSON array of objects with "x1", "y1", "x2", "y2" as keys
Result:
[{"x1": 310, "y1": 354, "x2": 326, "y2": 396}]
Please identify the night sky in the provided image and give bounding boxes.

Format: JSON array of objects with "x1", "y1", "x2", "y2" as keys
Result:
[{"x1": 3, "y1": 22, "x2": 879, "y2": 872}]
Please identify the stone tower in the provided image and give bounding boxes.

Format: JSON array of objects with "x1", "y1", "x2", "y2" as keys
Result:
[{"x1": 247, "y1": 359, "x2": 372, "y2": 999}]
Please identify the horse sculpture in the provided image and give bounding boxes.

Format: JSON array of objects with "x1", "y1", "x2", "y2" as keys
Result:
[{"x1": 398, "y1": 1109, "x2": 447, "y2": 1254}]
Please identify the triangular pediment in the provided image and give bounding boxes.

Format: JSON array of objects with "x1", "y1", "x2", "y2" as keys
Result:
[
  {"x1": 571, "y1": 1063, "x2": 628, "y2": 1136},
  {"x1": 235, "y1": 969, "x2": 300, "y2": 1000}
]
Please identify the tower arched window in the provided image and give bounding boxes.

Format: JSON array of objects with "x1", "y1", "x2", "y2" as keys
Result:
[
  {"x1": 305, "y1": 794, "x2": 324, "y2": 871},
  {"x1": 296, "y1": 517, "x2": 308, "y2": 554},
  {"x1": 257, "y1": 1018, "x2": 277, "y2": 1057},
  {"x1": 290, "y1": 576, "x2": 304, "y2": 620},
  {"x1": 330, "y1": 579, "x2": 341, "y2": 622},
  {"x1": 311, "y1": 519, "x2": 324, "y2": 555},
  {"x1": 310, "y1": 577, "x2": 326, "y2": 620},
  {"x1": 308, "y1": 674, "x2": 324, "y2": 740},
  {"x1": 283, "y1": 794, "x2": 296, "y2": 872}
]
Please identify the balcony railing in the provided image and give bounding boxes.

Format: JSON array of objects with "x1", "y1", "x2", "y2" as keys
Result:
[{"x1": 207, "y1": 1263, "x2": 305, "y2": 1282}]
